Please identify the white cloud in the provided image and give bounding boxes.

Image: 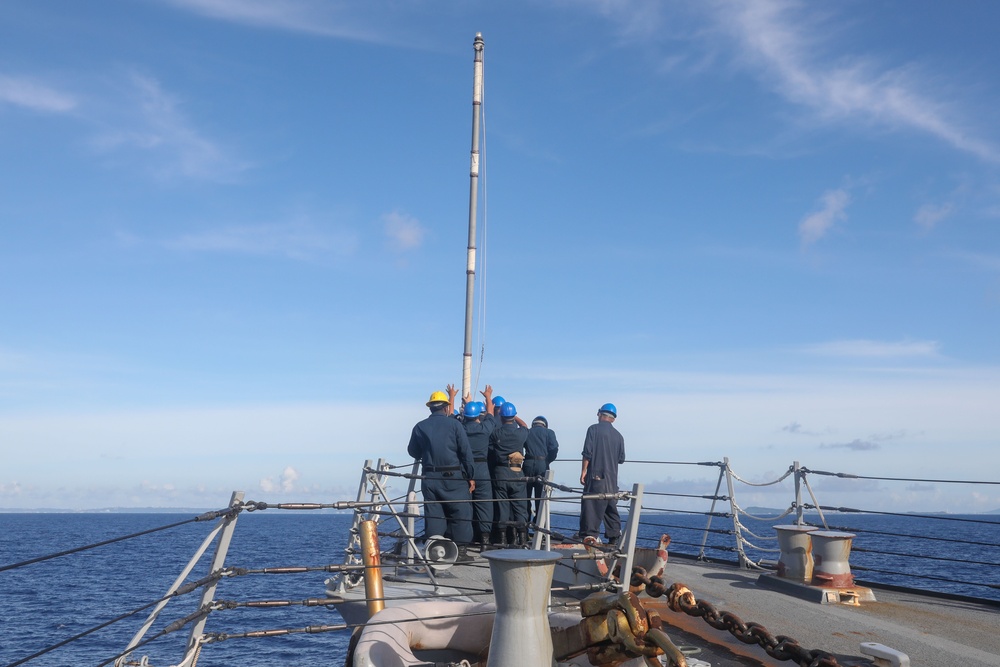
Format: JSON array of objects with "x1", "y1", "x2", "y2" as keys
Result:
[
  {"x1": 260, "y1": 466, "x2": 299, "y2": 493},
  {"x1": 946, "y1": 251, "x2": 1000, "y2": 273},
  {"x1": 383, "y1": 211, "x2": 427, "y2": 252},
  {"x1": 801, "y1": 339, "x2": 941, "y2": 358},
  {"x1": 573, "y1": 0, "x2": 666, "y2": 41},
  {"x1": 710, "y1": 0, "x2": 999, "y2": 162},
  {"x1": 91, "y1": 73, "x2": 248, "y2": 182},
  {"x1": 3, "y1": 365, "x2": 1000, "y2": 511},
  {"x1": 159, "y1": 0, "x2": 390, "y2": 43},
  {"x1": 0, "y1": 481, "x2": 24, "y2": 497},
  {"x1": 820, "y1": 438, "x2": 879, "y2": 451},
  {"x1": 165, "y1": 220, "x2": 358, "y2": 261},
  {"x1": 0, "y1": 74, "x2": 76, "y2": 112},
  {"x1": 798, "y1": 188, "x2": 849, "y2": 246},
  {"x1": 914, "y1": 203, "x2": 954, "y2": 231},
  {"x1": 280, "y1": 466, "x2": 299, "y2": 492}
]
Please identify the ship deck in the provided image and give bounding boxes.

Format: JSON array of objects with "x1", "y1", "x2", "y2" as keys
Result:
[{"x1": 644, "y1": 557, "x2": 1000, "y2": 667}]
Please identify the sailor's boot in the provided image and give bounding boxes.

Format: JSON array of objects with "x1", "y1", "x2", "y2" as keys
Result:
[
  {"x1": 457, "y1": 545, "x2": 474, "y2": 563},
  {"x1": 479, "y1": 532, "x2": 492, "y2": 549},
  {"x1": 517, "y1": 528, "x2": 528, "y2": 548}
]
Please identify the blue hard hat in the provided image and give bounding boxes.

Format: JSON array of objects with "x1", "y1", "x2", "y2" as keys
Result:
[
  {"x1": 532, "y1": 416, "x2": 548, "y2": 427},
  {"x1": 492, "y1": 395, "x2": 506, "y2": 407},
  {"x1": 500, "y1": 402, "x2": 517, "y2": 418},
  {"x1": 599, "y1": 403, "x2": 617, "y2": 417},
  {"x1": 463, "y1": 402, "x2": 482, "y2": 419},
  {"x1": 475, "y1": 401, "x2": 487, "y2": 413}
]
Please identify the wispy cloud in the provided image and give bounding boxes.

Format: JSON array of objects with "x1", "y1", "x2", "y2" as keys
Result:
[
  {"x1": 820, "y1": 438, "x2": 879, "y2": 451},
  {"x1": 709, "y1": 0, "x2": 999, "y2": 162},
  {"x1": 90, "y1": 73, "x2": 248, "y2": 182},
  {"x1": 781, "y1": 421, "x2": 828, "y2": 437},
  {"x1": 383, "y1": 210, "x2": 426, "y2": 253},
  {"x1": 572, "y1": 0, "x2": 667, "y2": 42},
  {"x1": 914, "y1": 203, "x2": 954, "y2": 231},
  {"x1": 799, "y1": 188, "x2": 849, "y2": 246},
  {"x1": 165, "y1": 220, "x2": 358, "y2": 261},
  {"x1": 0, "y1": 74, "x2": 76, "y2": 112},
  {"x1": 159, "y1": 0, "x2": 392, "y2": 43},
  {"x1": 946, "y1": 250, "x2": 1000, "y2": 273},
  {"x1": 801, "y1": 339, "x2": 941, "y2": 359}
]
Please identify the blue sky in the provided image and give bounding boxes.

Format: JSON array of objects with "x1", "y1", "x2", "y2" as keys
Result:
[{"x1": 2, "y1": 1, "x2": 998, "y2": 512}]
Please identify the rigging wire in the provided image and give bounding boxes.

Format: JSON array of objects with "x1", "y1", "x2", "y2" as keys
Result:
[
  {"x1": 473, "y1": 49, "x2": 488, "y2": 398},
  {"x1": 3, "y1": 571, "x2": 224, "y2": 667},
  {"x1": 821, "y1": 522, "x2": 999, "y2": 549},
  {"x1": 0, "y1": 509, "x2": 232, "y2": 573},
  {"x1": 623, "y1": 460, "x2": 723, "y2": 467},
  {"x1": 802, "y1": 468, "x2": 1000, "y2": 485},
  {"x1": 804, "y1": 504, "x2": 1000, "y2": 525}
]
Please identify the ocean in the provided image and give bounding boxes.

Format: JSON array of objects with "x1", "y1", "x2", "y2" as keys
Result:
[{"x1": 1, "y1": 510, "x2": 997, "y2": 667}]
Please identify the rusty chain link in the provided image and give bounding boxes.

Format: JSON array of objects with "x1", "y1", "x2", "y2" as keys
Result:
[{"x1": 631, "y1": 567, "x2": 842, "y2": 667}]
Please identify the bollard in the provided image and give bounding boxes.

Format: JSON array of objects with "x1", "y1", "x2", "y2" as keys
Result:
[
  {"x1": 811, "y1": 530, "x2": 856, "y2": 588},
  {"x1": 482, "y1": 549, "x2": 562, "y2": 667},
  {"x1": 774, "y1": 525, "x2": 818, "y2": 583}
]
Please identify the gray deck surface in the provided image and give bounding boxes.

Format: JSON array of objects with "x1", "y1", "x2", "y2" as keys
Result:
[
  {"x1": 334, "y1": 551, "x2": 1000, "y2": 666},
  {"x1": 650, "y1": 558, "x2": 1000, "y2": 667}
]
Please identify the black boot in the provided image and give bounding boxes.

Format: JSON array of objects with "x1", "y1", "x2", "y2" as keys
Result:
[
  {"x1": 517, "y1": 528, "x2": 529, "y2": 548},
  {"x1": 457, "y1": 545, "x2": 474, "y2": 563},
  {"x1": 479, "y1": 532, "x2": 492, "y2": 549}
]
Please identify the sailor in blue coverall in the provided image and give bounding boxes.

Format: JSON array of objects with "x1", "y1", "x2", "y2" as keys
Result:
[
  {"x1": 458, "y1": 397, "x2": 497, "y2": 545},
  {"x1": 579, "y1": 403, "x2": 625, "y2": 543},
  {"x1": 523, "y1": 415, "x2": 559, "y2": 524},
  {"x1": 407, "y1": 391, "x2": 476, "y2": 545},
  {"x1": 489, "y1": 402, "x2": 529, "y2": 546}
]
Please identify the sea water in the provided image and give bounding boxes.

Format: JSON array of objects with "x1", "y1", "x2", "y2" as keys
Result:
[
  {"x1": 1, "y1": 510, "x2": 998, "y2": 667},
  {"x1": 0, "y1": 512, "x2": 354, "y2": 667}
]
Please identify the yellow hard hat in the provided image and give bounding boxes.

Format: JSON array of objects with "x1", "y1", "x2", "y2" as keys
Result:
[{"x1": 426, "y1": 391, "x2": 449, "y2": 406}]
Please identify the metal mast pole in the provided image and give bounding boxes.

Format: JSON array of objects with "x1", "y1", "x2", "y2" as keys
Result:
[{"x1": 463, "y1": 33, "x2": 484, "y2": 400}]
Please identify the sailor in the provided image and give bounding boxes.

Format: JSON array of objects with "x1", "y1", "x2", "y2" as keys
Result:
[
  {"x1": 523, "y1": 415, "x2": 559, "y2": 525},
  {"x1": 407, "y1": 390, "x2": 476, "y2": 545},
  {"x1": 459, "y1": 385, "x2": 498, "y2": 546},
  {"x1": 579, "y1": 403, "x2": 626, "y2": 544},
  {"x1": 489, "y1": 401, "x2": 530, "y2": 546}
]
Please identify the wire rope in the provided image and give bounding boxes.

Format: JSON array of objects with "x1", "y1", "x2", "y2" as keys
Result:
[
  {"x1": 802, "y1": 468, "x2": 1000, "y2": 485},
  {"x1": 473, "y1": 49, "x2": 488, "y2": 398},
  {"x1": 0, "y1": 510, "x2": 231, "y2": 573}
]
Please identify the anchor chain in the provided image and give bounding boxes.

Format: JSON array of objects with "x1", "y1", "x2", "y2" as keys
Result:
[
  {"x1": 630, "y1": 567, "x2": 841, "y2": 667},
  {"x1": 551, "y1": 591, "x2": 689, "y2": 666}
]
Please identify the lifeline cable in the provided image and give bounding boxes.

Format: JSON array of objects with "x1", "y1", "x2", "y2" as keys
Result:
[
  {"x1": 623, "y1": 460, "x2": 723, "y2": 467},
  {"x1": 0, "y1": 508, "x2": 234, "y2": 573},
  {"x1": 642, "y1": 490, "x2": 728, "y2": 500},
  {"x1": 803, "y1": 503, "x2": 1000, "y2": 525},
  {"x1": 636, "y1": 516, "x2": 734, "y2": 536},
  {"x1": 802, "y1": 468, "x2": 1000, "y2": 485},
  {"x1": 851, "y1": 546, "x2": 999, "y2": 569},
  {"x1": 3, "y1": 571, "x2": 223, "y2": 667},
  {"x1": 822, "y1": 522, "x2": 999, "y2": 548},
  {"x1": 852, "y1": 563, "x2": 1000, "y2": 591}
]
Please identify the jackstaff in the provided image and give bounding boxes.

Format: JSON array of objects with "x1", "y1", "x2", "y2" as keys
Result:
[{"x1": 462, "y1": 32, "x2": 485, "y2": 399}]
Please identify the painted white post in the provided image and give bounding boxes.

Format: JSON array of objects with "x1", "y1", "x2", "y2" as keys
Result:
[{"x1": 483, "y1": 549, "x2": 561, "y2": 667}]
